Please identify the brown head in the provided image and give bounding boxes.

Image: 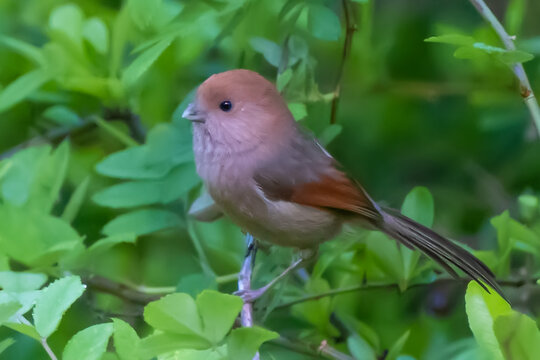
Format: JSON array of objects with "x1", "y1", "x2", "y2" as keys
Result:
[{"x1": 183, "y1": 69, "x2": 295, "y2": 153}]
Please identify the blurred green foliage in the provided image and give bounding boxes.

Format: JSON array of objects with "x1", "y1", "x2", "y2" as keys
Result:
[{"x1": 0, "y1": 0, "x2": 539, "y2": 359}]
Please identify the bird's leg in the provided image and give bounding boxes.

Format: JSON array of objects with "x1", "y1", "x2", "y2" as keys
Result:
[{"x1": 235, "y1": 248, "x2": 317, "y2": 303}]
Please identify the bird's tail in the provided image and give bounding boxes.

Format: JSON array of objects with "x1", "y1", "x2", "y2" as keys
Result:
[{"x1": 379, "y1": 208, "x2": 506, "y2": 300}]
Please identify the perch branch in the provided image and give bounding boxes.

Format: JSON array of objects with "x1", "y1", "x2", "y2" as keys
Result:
[
  {"x1": 237, "y1": 233, "x2": 260, "y2": 360},
  {"x1": 468, "y1": 0, "x2": 540, "y2": 137}
]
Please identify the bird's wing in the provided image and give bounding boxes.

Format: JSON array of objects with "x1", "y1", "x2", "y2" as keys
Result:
[{"x1": 253, "y1": 128, "x2": 381, "y2": 223}]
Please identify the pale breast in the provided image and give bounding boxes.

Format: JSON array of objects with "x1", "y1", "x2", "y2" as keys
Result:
[{"x1": 193, "y1": 125, "x2": 342, "y2": 249}]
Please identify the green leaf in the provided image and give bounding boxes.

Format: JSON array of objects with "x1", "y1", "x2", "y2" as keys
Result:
[
  {"x1": 0, "y1": 290, "x2": 41, "y2": 321},
  {"x1": 250, "y1": 37, "x2": 282, "y2": 67},
  {"x1": 465, "y1": 281, "x2": 511, "y2": 360},
  {"x1": 63, "y1": 323, "x2": 113, "y2": 360},
  {"x1": 496, "y1": 49, "x2": 534, "y2": 64},
  {"x1": 93, "y1": 163, "x2": 198, "y2": 208},
  {"x1": 0, "y1": 272, "x2": 47, "y2": 292},
  {"x1": 0, "y1": 337, "x2": 15, "y2": 355},
  {"x1": 196, "y1": 290, "x2": 243, "y2": 344},
  {"x1": 307, "y1": 5, "x2": 341, "y2": 41},
  {"x1": 518, "y1": 194, "x2": 538, "y2": 221},
  {"x1": 366, "y1": 231, "x2": 403, "y2": 283},
  {"x1": 0, "y1": 302, "x2": 22, "y2": 325},
  {"x1": 227, "y1": 326, "x2": 279, "y2": 360},
  {"x1": 43, "y1": 105, "x2": 80, "y2": 126},
  {"x1": 292, "y1": 278, "x2": 339, "y2": 337},
  {"x1": 96, "y1": 123, "x2": 192, "y2": 180},
  {"x1": 277, "y1": 68, "x2": 293, "y2": 92},
  {"x1": 424, "y1": 34, "x2": 475, "y2": 46},
  {"x1": 112, "y1": 319, "x2": 141, "y2": 360},
  {"x1": 43, "y1": 140, "x2": 70, "y2": 213},
  {"x1": 0, "y1": 35, "x2": 45, "y2": 66},
  {"x1": 491, "y1": 210, "x2": 540, "y2": 275},
  {"x1": 453, "y1": 46, "x2": 488, "y2": 61},
  {"x1": 144, "y1": 293, "x2": 204, "y2": 337},
  {"x1": 127, "y1": 0, "x2": 165, "y2": 30},
  {"x1": 0, "y1": 205, "x2": 82, "y2": 267},
  {"x1": 102, "y1": 209, "x2": 183, "y2": 236},
  {"x1": 122, "y1": 37, "x2": 173, "y2": 89},
  {"x1": 177, "y1": 273, "x2": 218, "y2": 298},
  {"x1": 5, "y1": 322, "x2": 41, "y2": 340},
  {"x1": 138, "y1": 333, "x2": 211, "y2": 359},
  {"x1": 494, "y1": 312, "x2": 540, "y2": 360},
  {"x1": 0, "y1": 69, "x2": 52, "y2": 113},
  {"x1": 318, "y1": 124, "x2": 342, "y2": 146},
  {"x1": 83, "y1": 17, "x2": 109, "y2": 54},
  {"x1": 33, "y1": 275, "x2": 86, "y2": 338},
  {"x1": 61, "y1": 177, "x2": 91, "y2": 223},
  {"x1": 386, "y1": 330, "x2": 410, "y2": 360},
  {"x1": 453, "y1": 43, "x2": 533, "y2": 64},
  {"x1": 288, "y1": 102, "x2": 307, "y2": 121},
  {"x1": 505, "y1": 0, "x2": 525, "y2": 36},
  {"x1": 347, "y1": 334, "x2": 377, "y2": 360},
  {"x1": 1, "y1": 141, "x2": 69, "y2": 212},
  {"x1": 49, "y1": 4, "x2": 84, "y2": 43},
  {"x1": 87, "y1": 233, "x2": 137, "y2": 255},
  {"x1": 401, "y1": 186, "x2": 434, "y2": 227}
]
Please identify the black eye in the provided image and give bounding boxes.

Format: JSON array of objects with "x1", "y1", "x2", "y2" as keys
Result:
[{"x1": 219, "y1": 100, "x2": 232, "y2": 112}]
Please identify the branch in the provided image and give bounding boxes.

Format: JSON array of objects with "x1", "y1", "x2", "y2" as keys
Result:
[
  {"x1": 468, "y1": 0, "x2": 540, "y2": 137},
  {"x1": 84, "y1": 276, "x2": 166, "y2": 305},
  {"x1": 330, "y1": 0, "x2": 357, "y2": 124},
  {"x1": 0, "y1": 108, "x2": 146, "y2": 161},
  {"x1": 275, "y1": 276, "x2": 538, "y2": 309},
  {"x1": 270, "y1": 337, "x2": 354, "y2": 360},
  {"x1": 237, "y1": 233, "x2": 260, "y2": 360}
]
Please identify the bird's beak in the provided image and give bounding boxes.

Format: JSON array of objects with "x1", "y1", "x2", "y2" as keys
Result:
[{"x1": 182, "y1": 103, "x2": 205, "y2": 123}]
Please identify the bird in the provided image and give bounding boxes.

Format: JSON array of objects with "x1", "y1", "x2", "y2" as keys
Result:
[{"x1": 182, "y1": 69, "x2": 505, "y2": 301}]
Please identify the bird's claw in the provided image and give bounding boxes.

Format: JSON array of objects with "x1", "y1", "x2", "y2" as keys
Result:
[{"x1": 234, "y1": 288, "x2": 267, "y2": 303}]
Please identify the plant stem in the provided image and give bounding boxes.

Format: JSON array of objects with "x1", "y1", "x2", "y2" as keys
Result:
[
  {"x1": 330, "y1": 0, "x2": 357, "y2": 124},
  {"x1": 17, "y1": 316, "x2": 57, "y2": 360},
  {"x1": 275, "y1": 276, "x2": 537, "y2": 309},
  {"x1": 93, "y1": 117, "x2": 140, "y2": 147},
  {"x1": 41, "y1": 338, "x2": 58, "y2": 360},
  {"x1": 216, "y1": 272, "x2": 239, "y2": 284},
  {"x1": 468, "y1": 0, "x2": 540, "y2": 137}
]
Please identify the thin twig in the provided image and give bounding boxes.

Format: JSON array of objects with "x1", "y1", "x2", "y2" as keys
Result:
[
  {"x1": 270, "y1": 337, "x2": 354, "y2": 360},
  {"x1": 40, "y1": 338, "x2": 58, "y2": 360},
  {"x1": 238, "y1": 233, "x2": 259, "y2": 360},
  {"x1": 468, "y1": 0, "x2": 540, "y2": 137},
  {"x1": 18, "y1": 316, "x2": 57, "y2": 360},
  {"x1": 85, "y1": 276, "x2": 165, "y2": 304},
  {"x1": 330, "y1": 0, "x2": 357, "y2": 124},
  {"x1": 275, "y1": 276, "x2": 538, "y2": 310}
]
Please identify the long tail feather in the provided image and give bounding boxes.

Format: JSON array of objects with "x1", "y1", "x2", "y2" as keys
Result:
[{"x1": 379, "y1": 209, "x2": 506, "y2": 301}]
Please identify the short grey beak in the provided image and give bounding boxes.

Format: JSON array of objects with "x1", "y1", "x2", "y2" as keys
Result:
[{"x1": 182, "y1": 103, "x2": 205, "y2": 123}]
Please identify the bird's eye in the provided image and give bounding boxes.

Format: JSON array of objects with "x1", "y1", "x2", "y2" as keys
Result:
[{"x1": 219, "y1": 100, "x2": 232, "y2": 112}]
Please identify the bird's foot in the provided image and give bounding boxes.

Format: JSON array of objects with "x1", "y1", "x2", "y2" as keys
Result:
[{"x1": 234, "y1": 287, "x2": 268, "y2": 303}]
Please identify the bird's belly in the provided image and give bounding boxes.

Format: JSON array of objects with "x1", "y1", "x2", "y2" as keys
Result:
[{"x1": 208, "y1": 183, "x2": 342, "y2": 249}]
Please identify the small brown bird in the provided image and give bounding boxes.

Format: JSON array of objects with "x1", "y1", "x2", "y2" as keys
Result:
[{"x1": 183, "y1": 69, "x2": 504, "y2": 300}]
